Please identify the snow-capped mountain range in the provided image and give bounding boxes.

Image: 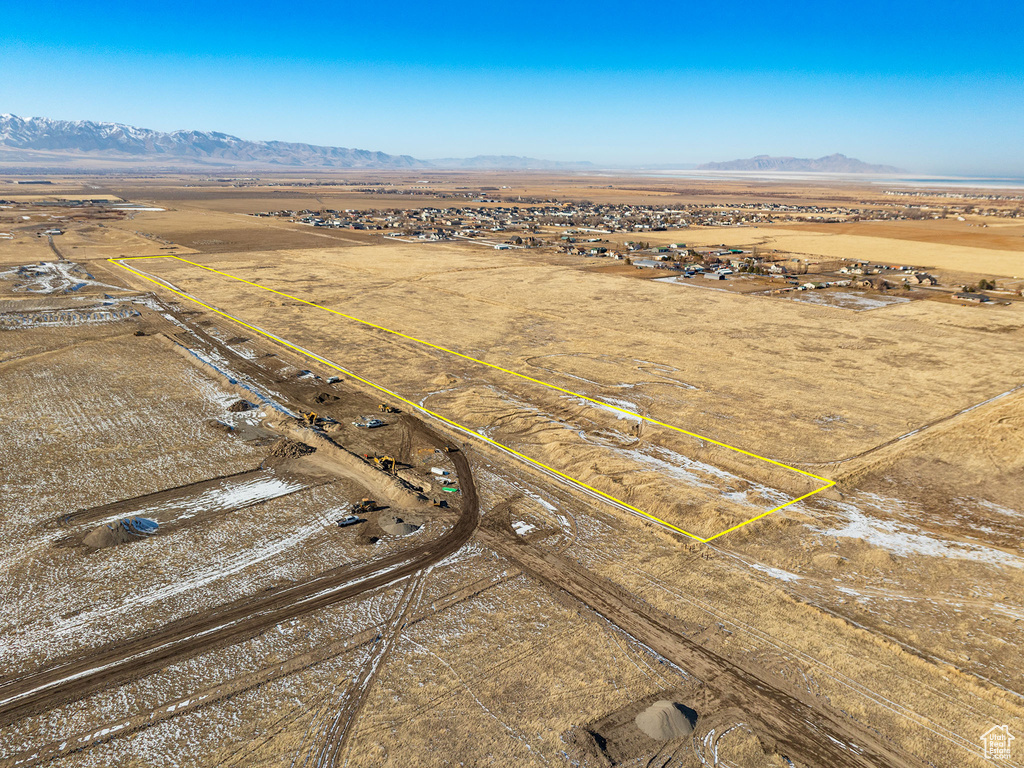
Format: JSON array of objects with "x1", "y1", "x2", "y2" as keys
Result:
[
  {"x1": 0, "y1": 114, "x2": 422, "y2": 168},
  {"x1": 0, "y1": 114, "x2": 593, "y2": 170}
]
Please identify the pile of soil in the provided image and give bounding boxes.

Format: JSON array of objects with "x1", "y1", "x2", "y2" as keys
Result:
[
  {"x1": 378, "y1": 513, "x2": 422, "y2": 535},
  {"x1": 314, "y1": 392, "x2": 339, "y2": 404},
  {"x1": 431, "y1": 373, "x2": 458, "y2": 387},
  {"x1": 228, "y1": 399, "x2": 257, "y2": 412},
  {"x1": 634, "y1": 701, "x2": 697, "y2": 741},
  {"x1": 267, "y1": 438, "x2": 316, "y2": 459},
  {"x1": 83, "y1": 523, "x2": 133, "y2": 548}
]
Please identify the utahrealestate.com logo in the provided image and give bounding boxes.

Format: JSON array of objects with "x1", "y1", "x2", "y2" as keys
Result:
[{"x1": 982, "y1": 725, "x2": 1014, "y2": 760}]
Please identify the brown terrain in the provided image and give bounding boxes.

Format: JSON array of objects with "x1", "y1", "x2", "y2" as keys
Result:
[{"x1": 0, "y1": 171, "x2": 1022, "y2": 768}]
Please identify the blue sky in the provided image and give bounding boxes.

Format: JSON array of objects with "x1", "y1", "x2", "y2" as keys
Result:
[{"x1": 2, "y1": 0, "x2": 1022, "y2": 174}]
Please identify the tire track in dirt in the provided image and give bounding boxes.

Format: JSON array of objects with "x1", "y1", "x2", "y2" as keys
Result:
[
  {"x1": 307, "y1": 568, "x2": 431, "y2": 768},
  {"x1": 0, "y1": 435, "x2": 478, "y2": 731},
  {"x1": 2, "y1": 569, "x2": 510, "y2": 768},
  {"x1": 477, "y1": 521, "x2": 925, "y2": 768},
  {"x1": 798, "y1": 382, "x2": 1024, "y2": 470}
]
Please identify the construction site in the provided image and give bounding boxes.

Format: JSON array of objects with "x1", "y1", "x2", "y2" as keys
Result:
[{"x1": 0, "y1": 172, "x2": 1022, "y2": 768}]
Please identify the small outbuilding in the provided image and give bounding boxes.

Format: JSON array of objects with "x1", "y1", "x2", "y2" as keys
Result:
[{"x1": 954, "y1": 292, "x2": 991, "y2": 303}]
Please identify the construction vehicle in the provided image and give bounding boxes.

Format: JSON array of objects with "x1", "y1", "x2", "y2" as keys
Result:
[
  {"x1": 433, "y1": 499, "x2": 449, "y2": 508},
  {"x1": 363, "y1": 455, "x2": 397, "y2": 475},
  {"x1": 300, "y1": 411, "x2": 336, "y2": 429},
  {"x1": 378, "y1": 403, "x2": 400, "y2": 413},
  {"x1": 351, "y1": 498, "x2": 376, "y2": 514}
]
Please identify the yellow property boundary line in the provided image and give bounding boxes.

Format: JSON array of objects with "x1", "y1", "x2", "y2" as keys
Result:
[{"x1": 109, "y1": 255, "x2": 835, "y2": 542}]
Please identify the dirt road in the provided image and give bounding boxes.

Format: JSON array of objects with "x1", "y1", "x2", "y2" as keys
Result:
[
  {"x1": 304, "y1": 568, "x2": 431, "y2": 768},
  {"x1": 478, "y1": 522, "x2": 925, "y2": 768},
  {"x1": 2, "y1": 571, "x2": 516, "y2": 768},
  {"x1": 45, "y1": 234, "x2": 65, "y2": 262}
]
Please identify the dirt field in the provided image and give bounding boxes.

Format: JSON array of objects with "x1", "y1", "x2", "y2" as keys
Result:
[{"x1": 1, "y1": 172, "x2": 1022, "y2": 768}]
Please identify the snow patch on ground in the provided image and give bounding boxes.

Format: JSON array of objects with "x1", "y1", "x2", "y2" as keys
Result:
[
  {"x1": 818, "y1": 498, "x2": 1024, "y2": 569},
  {"x1": 750, "y1": 563, "x2": 803, "y2": 582},
  {"x1": 564, "y1": 394, "x2": 641, "y2": 422},
  {"x1": 961, "y1": 498, "x2": 1023, "y2": 519},
  {"x1": 597, "y1": 396, "x2": 640, "y2": 413},
  {"x1": 87, "y1": 474, "x2": 307, "y2": 529},
  {"x1": 784, "y1": 291, "x2": 911, "y2": 311},
  {"x1": 0, "y1": 262, "x2": 125, "y2": 294},
  {"x1": 622, "y1": 445, "x2": 791, "y2": 509}
]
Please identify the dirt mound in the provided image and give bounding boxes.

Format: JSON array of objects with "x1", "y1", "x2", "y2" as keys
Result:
[
  {"x1": 83, "y1": 517, "x2": 159, "y2": 548},
  {"x1": 314, "y1": 392, "x2": 339, "y2": 404},
  {"x1": 378, "y1": 513, "x2": 423, "y2": 535},
  {"x1": 634, "y1": 701, "x2": 697, "y2": 741},
  {"x1": 267, "y1": 438, "x2": 316, "y2": 459},
  {"x1": 431, "y1": 373, "x2": 458, "y2": 387},
  {"x1": 228, "y1": 399, "x2": 257, "y2": 412},
  {"x1": 83, "y1": 524, "x2": 134, "y2": 548}
]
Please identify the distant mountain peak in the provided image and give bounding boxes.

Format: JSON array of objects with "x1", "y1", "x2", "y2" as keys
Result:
[{"x1": 697, "y1": 153, "x2": 903, "y2": 174}]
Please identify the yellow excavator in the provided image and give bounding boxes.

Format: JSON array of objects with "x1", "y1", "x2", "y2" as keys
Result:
[
  {"x1": 363, "y1": 454, "x2": 398, "y2": 474},
  {"x1": 300, "y1": 411, "x2": 337, "y2": 430},
  {"x1": 378, "y1": 403, "x2": 400, "y2": 413},
  {"x1": 300, "y1": 411, "x2": 321, "y2": 427}
]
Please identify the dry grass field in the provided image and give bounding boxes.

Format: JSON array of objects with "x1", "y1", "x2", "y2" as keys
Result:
[{"x1": 1, "y1": 172, "x2": 1022, "y2": 768}]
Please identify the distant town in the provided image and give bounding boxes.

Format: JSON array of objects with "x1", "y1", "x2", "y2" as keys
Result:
[{"x1": 243, "y1": 198, "x2": 1023, "y2": 307}]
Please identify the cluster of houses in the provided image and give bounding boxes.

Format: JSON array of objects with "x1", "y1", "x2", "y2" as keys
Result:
[
  {"x1": 249, "y1": 195, "x2": 957, "y2": 243},
  {"x1": 247, "y1": 193, "x2": 1024, "y2": 238},
  {"x1": 629, "y1": 245, "x2": 757, "y2": 279},
  {"x1": 245, "y1": 190, "x2": 1024, "y2": 252},
  {"x1": 243, "y1": 198, "x2": 1023, "y2": 307},
  {"x1": 627, "y1": 247, "x2": 955, "y2": 295},
  {"x1": 838, "y1": 262, "x2": 934, "y2": 279}
]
